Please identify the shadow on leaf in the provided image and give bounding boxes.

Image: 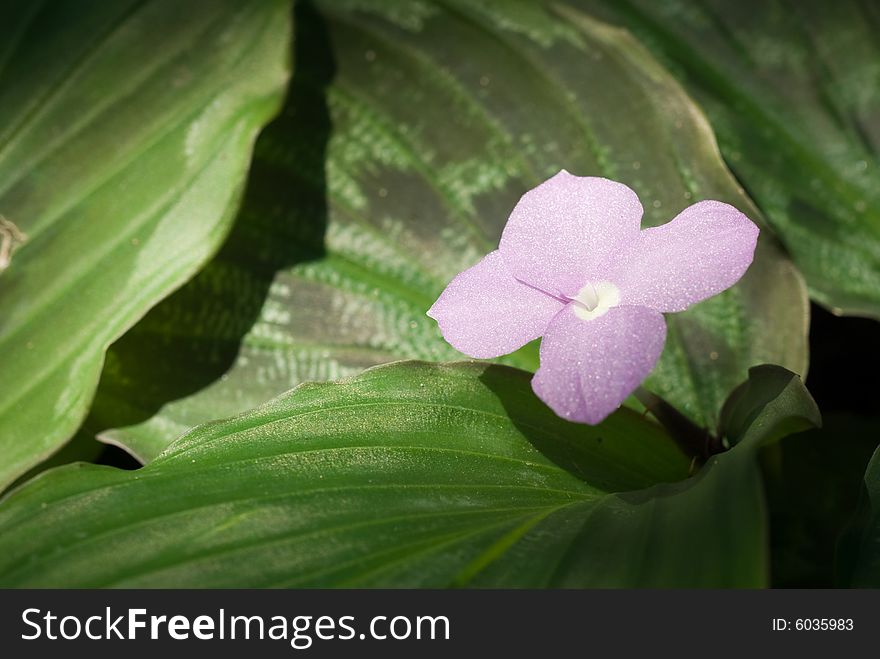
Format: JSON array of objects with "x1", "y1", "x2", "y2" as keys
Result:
[{"x1": 81, "y1": 0, "x2": 335, "y2": 458}]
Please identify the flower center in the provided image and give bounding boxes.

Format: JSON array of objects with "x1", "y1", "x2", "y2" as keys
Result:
[{"x1": 570, "y1": 281, "x2": 619, "y2": 321}]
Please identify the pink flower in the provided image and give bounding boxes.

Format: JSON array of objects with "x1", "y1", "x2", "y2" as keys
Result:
[{"x1": 427, "y1": 170, "x2": 759, "y2": 424}]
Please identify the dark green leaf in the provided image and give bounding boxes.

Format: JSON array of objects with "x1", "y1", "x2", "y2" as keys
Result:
[
  {"x1": 568, "y1": 0, "x2": 880, "y2": 318},
  {"x1": 720, "y1": 364, "x2": 821, "y2": 447},
  {"x1": 0, "y1": 0, "x2": 292, "y2": 487},
  {"x1": 86, "y1": 0, "x2": 807, "y2": 463},
  {"x1": 847, "y1": 442, "x2": 880, "y2": 586},
  {"x1": 762, "y1": 414, "x2": 879, "y2": 587},
  {"x1": 0, "y1": 361, "x2": 816, "y2": 587}
]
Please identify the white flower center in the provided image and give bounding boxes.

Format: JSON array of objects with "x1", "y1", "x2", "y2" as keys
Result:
[{"x1": 570, "y1": 281, "x2": 619, "y2": 321}]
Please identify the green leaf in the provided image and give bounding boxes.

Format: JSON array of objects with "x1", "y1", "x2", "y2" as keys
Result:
[
  {"x1": 847, "y1": 444, "x2": 880, "y2": 586},
  {"x1": 6, "y1": 427, "x2": 106, "y2": 495},
  {"x1": 762, "y1": 414, "x2": 879, "y2": 587},
  {"x1": 0, "y1": 0, "x2": 292, "y2": 488},
  {"x1": 86, "y1": 0, "x2": 807, "y2": 463},
  {"x1": 567, "y1": 0, "x2": 880, "y2": 318},
  {"x1": 0, "y1": 361, "x2": 817, "y2": 588},
  {"x1": 720, "y1": 364, "x2": 822, "y2": 448}
]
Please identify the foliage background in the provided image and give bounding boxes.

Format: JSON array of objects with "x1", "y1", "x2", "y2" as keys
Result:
[{"x1": 0, "y1": 0, "x2": 878, "y2": 588}]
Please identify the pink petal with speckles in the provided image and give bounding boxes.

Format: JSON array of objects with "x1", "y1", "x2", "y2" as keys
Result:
[
  {"x1": 532, "y1": 304, "x2": 666, "y2": 424},
  {"x1": 427, "y1": 251, "x2": 564, "y2": 359},
  {"x1": 607, "y1": 200, "x2": 759, "y2": 313},
  {"x1": 499, "y1": 170, "x2": 643, "y2": 297}
]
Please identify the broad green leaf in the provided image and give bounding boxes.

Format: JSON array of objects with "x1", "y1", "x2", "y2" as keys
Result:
[
  {"x1": 86, "y1": 0, "x2": 807, "y2": 463},
  {"x1": 0, "y1": 361, "x2": 817, "y2": 588},
  {"x1": 848, "y1": 444, "x2": 880, "y2": 587},
  {"x1": 0, "y1": 0, "x2": 292, "y2": 488},
  {"x1": 559, "y1": 364, "x2": 820, "y2": 589},
  {"x1": 568, "y1": 0, "x2": 880, "y2": 318}
]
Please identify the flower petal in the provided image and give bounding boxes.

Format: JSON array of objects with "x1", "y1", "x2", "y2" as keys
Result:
[
  {"x1": 532, "y1": 305, "x2": 666, "y2": 424},
  {"x1": 499, "y1": 170, "x2": 643, "y2": 296},
  {"x1": 608, "y1": 200, "x2": 759, "y2": 312},
  {"x1": 427, "y1": 250, "x2": 564, "y2": 358}
]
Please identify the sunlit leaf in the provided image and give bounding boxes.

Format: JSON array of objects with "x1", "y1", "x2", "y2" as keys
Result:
[{"x1": 0, "y1": 0, "x2": 292, "y2": 487}]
